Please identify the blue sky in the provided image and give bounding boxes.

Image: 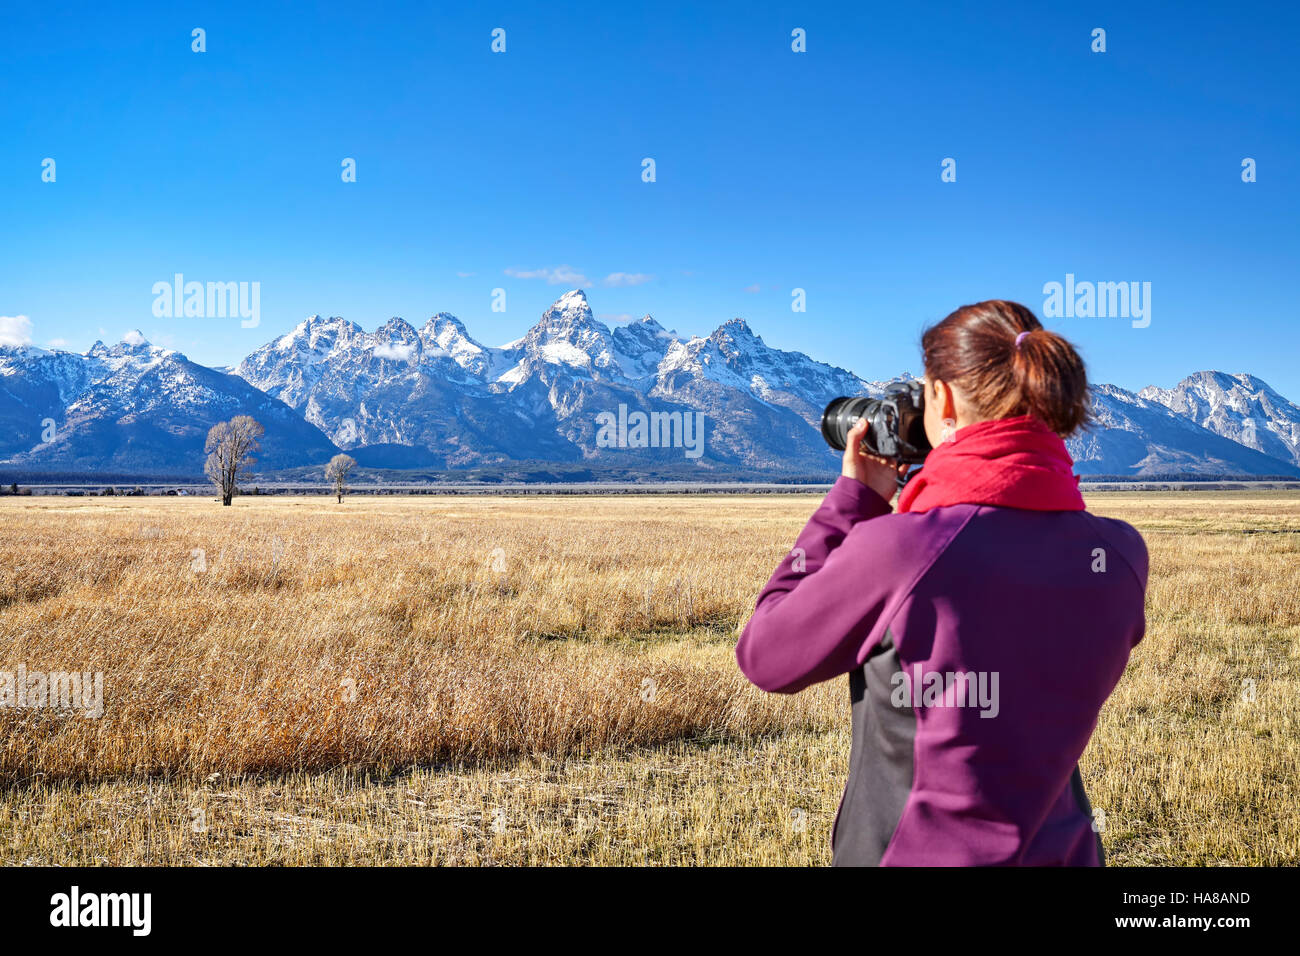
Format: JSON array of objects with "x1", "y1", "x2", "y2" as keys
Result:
[{"x1": 2, "y1": 1, "x2": 1297, "y2": 395}]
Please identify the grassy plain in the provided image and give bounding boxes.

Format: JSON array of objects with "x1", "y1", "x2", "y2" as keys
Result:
[{"x1": 1, "y1": 491, "x2": 1297, "y2": 865}]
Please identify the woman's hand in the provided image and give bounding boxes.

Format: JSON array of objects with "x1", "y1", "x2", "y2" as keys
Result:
[{"x1": 841, "y1": 418, "x2": 909, "y2": 502}]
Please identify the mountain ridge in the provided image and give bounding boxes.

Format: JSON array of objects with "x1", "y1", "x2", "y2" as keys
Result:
[{"x1": 2, "y1": 291, "x2": 1298, "y2": 479}]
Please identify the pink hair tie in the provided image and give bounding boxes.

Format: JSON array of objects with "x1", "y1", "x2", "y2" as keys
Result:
[{"x1": 1014, "y1": 330, "x2": 1031, "y2": 349}]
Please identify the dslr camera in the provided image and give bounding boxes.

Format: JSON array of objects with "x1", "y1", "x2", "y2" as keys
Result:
[{"x1": 820, "y1": 379, "x2": 932, "y2": 464}]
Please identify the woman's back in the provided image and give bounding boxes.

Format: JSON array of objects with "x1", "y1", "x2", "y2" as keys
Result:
[
  {"x1": 736, "y1": 299, "x2": 1149, "y2": 866},
  {"x1": 852, "y1": 499, "x2": 1142, "y2": 864},
  {"x1": 738, "y1": 482, "x2": 1147, "y2": 866}
]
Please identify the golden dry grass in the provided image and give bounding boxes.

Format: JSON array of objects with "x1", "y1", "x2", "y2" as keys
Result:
[{"x1": 1, "y1": 490, "x2": 1297, "y2": 865}]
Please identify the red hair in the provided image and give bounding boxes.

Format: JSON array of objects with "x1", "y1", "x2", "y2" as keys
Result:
[{"x1": 921, "y1": 300, "x2": 1089, "y2": 437}]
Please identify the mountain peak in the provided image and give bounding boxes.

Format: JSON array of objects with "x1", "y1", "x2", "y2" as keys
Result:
[
  {"x1": 712, "y1": 317, "x2": 762, "y2": 346},
  {"x1": 275, "y1": 314, "x2": 362, "y2": 353},
  {"x1": 554, "y1": 288, "x2": 588, "y2": 307},
  {"x1": 544, "y1": 288, "x2": 594, "y2": 315},
  {"x1": 375, "y1": 316, "x2": 417, "y2": 338},
  {"x1": 1137, "y1": 370, "x2": 1300, "y2": 469},
  {"x1": 531, "y1": 289, "x2": 604, "y2": 337},
  {"x1": 1189, "y1": 370, "x2": 1278, "y2": 396},
  {"x1": 6, "y1": 289, "x2": 1300, "y2": 479},
  {"x1": 513, "y1": 289, "x2": 621, "y2": 375},
  {"x1": 1191, "y1": 369, "x2": 1239, "y2": 387},
  {"x1": 423, "y1": 311, "x2": 467, "y2": 334},
  {"x1": 417, "y1": 313, "x2": 488, "y2": 372},
  {"x1": 1147, "y1": 369, "x2": 1279, "y2": 402},
  {"x1": 84, "y1": 331, "x2": 156, "y2": 360},
  {"x1": 298, "y1": 313, "x2": 354, "y2": 331}
]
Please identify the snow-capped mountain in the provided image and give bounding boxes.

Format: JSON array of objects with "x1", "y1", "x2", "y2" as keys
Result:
[
  {"x1": 232, "y1": 292, "x2": 1300, "y2": 477},
  {"x1": 0, "y1": 345, "x2": 104, "y2": 453},
  {"x1": 654, "y1": 316, "x2": 887, "y2": 424},
  {"x1": 236, "y1": 307, "x2": 579, "y2": 466},
  {"x1": 235, "y1": 289, "x2": 883, "y2": 471},
  {"x1": 1069, "y1": 383, "x2": 1299, "y2": 477},
  {"x1": 4, "y1": 292, "x2": 1300, "y2": 480},
  {"x1": 1139, "y1": 371, "x2": 1300, "y2": 468},
  {"x1": 0, "y1": 334, "x2": 338, "y2": 473}
]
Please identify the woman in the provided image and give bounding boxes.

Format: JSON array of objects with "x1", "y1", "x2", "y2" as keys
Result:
[{"x1": 736, "y1": 300, "x2": 1147, "y2": 866}]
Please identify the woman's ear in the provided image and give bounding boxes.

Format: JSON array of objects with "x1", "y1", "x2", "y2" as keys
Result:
[{"x1": 931, "y1": 378, "x2": 956, "y2": 421}]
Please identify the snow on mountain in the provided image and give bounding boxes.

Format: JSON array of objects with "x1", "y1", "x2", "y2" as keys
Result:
[
  {"x1": 0, "y1": 334, "x2": 337, "y2": 473},
  {"x1": 611, "y1": 315, "x2": 678, "y2": 384},
  {"x1": 514, "y1": 290, "x2": 617, "y2": 372},
  {"x1": 230, "y1": 290, "x2": 886, "y2": 471},
  {"x1": 238, "y1": 293, "x2": 820, "y2": 469},
  {"x1": 5, "y1": 293, "x2": 1300, "y2": 479},
  {"x1": 0, "y1": 343, "x2": 104, "y2": 407},
  {"x1": 0, "y1": 344, "x2": 105, "y2": 459},
  {"x1": 495, "y1": 290, "x2": 663, "y2": 387},
  {"x1": 489, "y1": 292, "x2": 886, "y2": 467},
  {"x1": 482, "y1": 291, "x2": 688, "y2": 458},
  {"x1": 1139, "y1": 371, "x2": 1300, "y2": 467},
  {"x1": 236, "y1": 305, "x2": 578, "y2": 465},
  {"x1": 653, "y1": 317, "x2": 883, "y2": 429},
  {"x1": 243, "y1": 314, "x2": 365, "y2": 411},
  {"x1": 420, "y1": 313, "x2": 488, "y2": 374},
  {"x1": 1069, "y1": 383, "x2": 1300, "y2": 477}
]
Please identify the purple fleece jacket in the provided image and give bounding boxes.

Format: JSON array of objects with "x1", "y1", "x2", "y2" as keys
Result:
[{"x1": 736, "y1": 477, "x2": 1148, "y2": 866}]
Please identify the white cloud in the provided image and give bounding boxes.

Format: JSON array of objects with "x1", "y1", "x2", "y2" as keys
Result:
[
  {"x1": 505, "y1": 265, "x2": 592, "y2": 286},
  {"x1": 374, "y1": 341, "x2": 417, "y2": 362},
  {"x1": 504, "y1": 266, "x2": 657, "y2": 289},
  {"x1": 602, "y1": 272, "x2": 655, "y2": 287},
  {"x1": 0, "y1": 315, "x2": 33, "y2": 347},
  {"x1": 456, "y1": 271, "x2": 476, "y2": 278},
  {"x1": 743, "y1": 284, "x2": 761, "y2": 294},
  {"x1": 122, "y1": 329, "x2": 148, "y2": 346}
]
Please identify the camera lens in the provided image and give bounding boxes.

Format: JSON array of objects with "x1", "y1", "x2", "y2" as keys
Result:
[{"x1": 820, "y1": 396, "x2": 875, "y2": 451}]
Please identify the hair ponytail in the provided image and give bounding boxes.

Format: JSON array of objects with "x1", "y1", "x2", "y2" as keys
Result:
[{"x1": 921, "y1": 300, "x2": 1089, "y2": 437}]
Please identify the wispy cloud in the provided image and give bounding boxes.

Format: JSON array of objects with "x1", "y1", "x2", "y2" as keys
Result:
[
  {"x1": 602, "y1": 272, "x2": 655, "y2": 287},
  {"x1": 742, "y1": 284, "x2": 761, "y2": 294},
  {"x1": 122, "y1": 329, "x2": 148, "y2": 346},
  {"x1": 374, "y1": 341, "x2": 417, "y2": 362},
  {"x1": 505, "y1": 266, "x2": 656, "y2": 288},
  {"x1": 505, "y1": 265, "x2": 592, "y2": 286},
  {"x1": 0, "y1": 315, "x2": 33, "y2": 347},
  {"x1": 456, "y1": 271, "x2": 476, "y2": 278}
]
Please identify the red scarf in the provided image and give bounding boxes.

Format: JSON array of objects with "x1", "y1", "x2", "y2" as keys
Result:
[{"x1": 897, "y1": 414, "x2": 1086, "y2": 514}]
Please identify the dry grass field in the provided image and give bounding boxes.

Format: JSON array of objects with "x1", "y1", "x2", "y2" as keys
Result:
[{"x1": 1, "y1": 490, "x2": 1298, "y2": 865}]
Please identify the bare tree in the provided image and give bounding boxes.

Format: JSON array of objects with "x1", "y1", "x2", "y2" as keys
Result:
[
  {"x1": 204, "y1": 416, "x2": 264, "y2": 506},
  {"x1": 325, "y1": 453, "x2": 357, "y2": 503}
]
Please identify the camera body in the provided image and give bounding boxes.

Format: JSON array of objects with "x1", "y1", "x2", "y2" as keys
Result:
[{"x1": 820, "y1": 379, "x2": 933, "y2": 464}]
